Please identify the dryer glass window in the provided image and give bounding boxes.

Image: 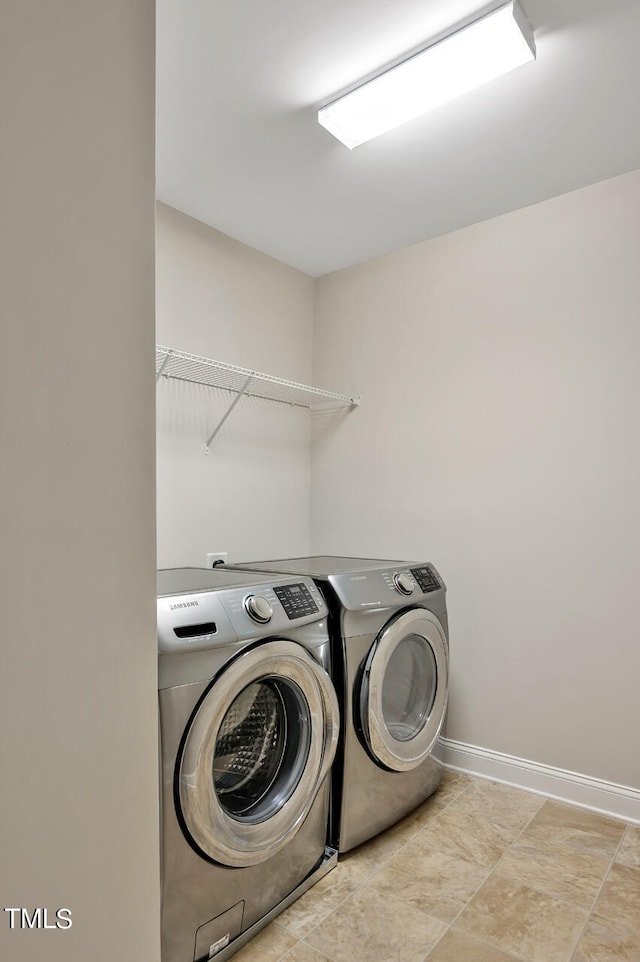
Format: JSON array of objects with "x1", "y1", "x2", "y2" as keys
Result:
[
  {"x1": 381, "y1": 635, "x2": 437, "y2": 742},
  {"x1": 213, "y1": 677, "x2": 311, "y2": 822}
]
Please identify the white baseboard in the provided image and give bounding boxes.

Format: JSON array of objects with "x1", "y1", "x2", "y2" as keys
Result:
[{"x1": 433, "y1": 737, "x2": 640, "y2": 825}]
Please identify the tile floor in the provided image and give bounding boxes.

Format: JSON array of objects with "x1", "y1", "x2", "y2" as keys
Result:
[{"x1": 232, "y1": 771, "x2": 640, "y2": 962}]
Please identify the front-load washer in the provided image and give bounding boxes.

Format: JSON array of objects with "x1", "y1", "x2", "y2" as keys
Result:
[
  {"x1": 157, "y1": 567, "x2": 339, "y2": 962},
  {"x1": 227, "y1": 557, "x2": 449, "y2": 853}
]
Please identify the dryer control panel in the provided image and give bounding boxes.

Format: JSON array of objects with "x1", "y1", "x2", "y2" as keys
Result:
[
  {"x1": 410, "y1": 565, "x2": 441, "y2": 594},
  {"x1": 327, "y1": 562, "x2": 445, "y2": 612}
]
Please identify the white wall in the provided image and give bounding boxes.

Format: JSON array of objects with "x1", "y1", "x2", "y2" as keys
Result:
[
  {"x1": 156, "y1": 203, "x2": 316, "y2": 566},
  {"x1": 0, "y1": 4, "x2": 159, "y2": 962},
  {"x1": 312, "y1": 169, "x2": 640, "y2": 790}
]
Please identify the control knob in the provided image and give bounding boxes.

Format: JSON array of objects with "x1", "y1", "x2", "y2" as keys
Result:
[
  {"x1": 393, "y1": 572, "x2": 414, "y2": 596},
  {"x1": 244, "y1": 594, "x2": 273, "y2": 624}
]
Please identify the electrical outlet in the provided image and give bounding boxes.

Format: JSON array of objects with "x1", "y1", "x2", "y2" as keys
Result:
[{"x1": 206, "y1": 552, "x2": 228, "y2": 568}]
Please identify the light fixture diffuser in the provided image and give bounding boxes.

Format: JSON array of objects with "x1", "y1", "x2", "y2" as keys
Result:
[{"x1": 318, "y1": 1, "x2": 536, "y2": 149}]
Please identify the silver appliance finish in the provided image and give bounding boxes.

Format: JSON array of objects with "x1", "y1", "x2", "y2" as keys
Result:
[
  {"x1": 158, "y1": 567, "x2": 339, "y2": 962},
  {"x1": 227, "y1": 556, "x2": 449, "y2": 853}
]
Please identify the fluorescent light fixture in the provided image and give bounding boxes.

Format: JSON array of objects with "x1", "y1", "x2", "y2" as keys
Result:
[{"x1": 318, "y1": 1, "x2": 536, "y2": 149}]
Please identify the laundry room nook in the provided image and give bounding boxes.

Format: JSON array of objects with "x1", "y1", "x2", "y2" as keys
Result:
[
  {"x1": 3, "y1": 3, "x2": 640, "y2": 962},
  {"x1": 154, "y1": 178, "x2": 640, "y2": 962}
]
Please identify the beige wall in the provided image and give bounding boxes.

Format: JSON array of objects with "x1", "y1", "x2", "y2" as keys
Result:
[
  {"x1": 0, "y1": 4, "x2": 159, "y2": 961},
  {"x1": 156, "y1": 203, "x2": 316, "y2": 566},
  {"x1": 312, "y1": 169, "x2": 640, "y2": 789}
]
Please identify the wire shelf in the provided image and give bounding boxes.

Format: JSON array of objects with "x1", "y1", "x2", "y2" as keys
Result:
[
  {"x1": 156, "y1": 346, "x2": 360, "y2": 407},
  {"x1": 156, "y1": 345, "x2": 360, "y2": 450}
]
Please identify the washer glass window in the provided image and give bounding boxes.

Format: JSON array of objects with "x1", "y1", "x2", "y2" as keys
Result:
[
  {"x1": 213, "y1": 677, "x2": 311, "y2": 821},
  {"x1": 381, "y1": 634, "x2": 437, "y2": 742}
]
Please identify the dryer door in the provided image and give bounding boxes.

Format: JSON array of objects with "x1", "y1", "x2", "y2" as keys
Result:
[
  {"x1": 178, "y1": 639, "x2": 339, "y2": 868},
  {"x1": 359, "y1": 608, "x2": 448, "y2": 772}
]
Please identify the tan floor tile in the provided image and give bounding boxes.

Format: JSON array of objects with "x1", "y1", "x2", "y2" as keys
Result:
[
  {"x1": 615, "y1": 824, "x2": 640, "y2": 869},
  {"x1": 369, "y1": 843, "x2": 490, "y2": 923},
  {"x1": 340, "y1": 771, "x2": 472, "y2": 872},
  {"x1": 338, "y1": 789, "x2": 453, "y2": 876},
  {"x1": 571, "y1": 912, "x2": 640, "y2": 962},
  {"x1": 402, "y1": 791, "x2": 450, "y2": 832},
  {"x1": 593, "y1": 862, "x2": 640, "y2": 932},
  {"x1": 339, "y1": 825, "x2": 409, "y2": 873},
  {"x1": 281, "y1": 943, "x2": 335, "y2": 962},
  {"x1": 457, "y1": 873, "x2": 587, "y2": 962},
  {"x1": 436, "y1": 769, "x2": 474, "y2": 801},
  {"x1": 342, "y1": 804, "x2": 438, "y2": 872},
  {"x1": 524, "y1": 801, "x2": 626, "y2": 859},
  {"x1": 426, "y1": 927, "x2": 519, "y2": 962},
  {"x1": 229, "y1": 922, "x2": 298, "y2": 962},
  {"x1": 413, "y1": 807, "x2": 517, "y2": 868},
  {"x1": 497, "y1": 835, "x2": 611, "y2": 907},
  {"x1": 305, "y1": 887, "x2": 447, "y2": 962},
  {"x1": 445, "y1": 778, "x2": 543, "y2": 833},
  {"x1": 275, "y1": 858, "x2": 369, "y2": 939}
]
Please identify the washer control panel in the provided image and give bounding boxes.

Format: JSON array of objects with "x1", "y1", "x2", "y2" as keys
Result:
[
  {"x1": 274, "y1": 583, "x2": 319, "y2": 620},
  {"x1": 158, "y1": 571, "x2": 328, "y2": 652},
  {"x1": 411, "y1": 565, "x2": 441, "y2": 593}
]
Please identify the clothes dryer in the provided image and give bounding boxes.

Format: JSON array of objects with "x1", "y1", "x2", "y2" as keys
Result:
[
  {"x1": 227, "y1": 557, "x2": 449, "y2": 853},
  {"x1": 157, "y1": 567, "x2": 339, "y2": 961}
]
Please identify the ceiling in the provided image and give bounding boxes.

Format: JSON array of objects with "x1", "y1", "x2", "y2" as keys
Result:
[{"x1": 156, "y1": 0, "x2": 640, "y2": 276}]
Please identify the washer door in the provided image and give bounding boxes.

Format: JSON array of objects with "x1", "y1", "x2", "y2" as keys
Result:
[
  {"x1": 359, "y1": 608, "x2": 448, "y2": 772},
  {"x1": 178, "y1": 639, "x2": 339, "y2": 868}
]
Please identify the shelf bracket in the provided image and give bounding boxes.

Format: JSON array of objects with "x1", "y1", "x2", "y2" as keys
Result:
[
  {"x1": 156, "y1": 352, "x2": 171, "y2": 382},
  {"x1": 205, "y1": 374, "x2": 254, "y2": 453}
]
